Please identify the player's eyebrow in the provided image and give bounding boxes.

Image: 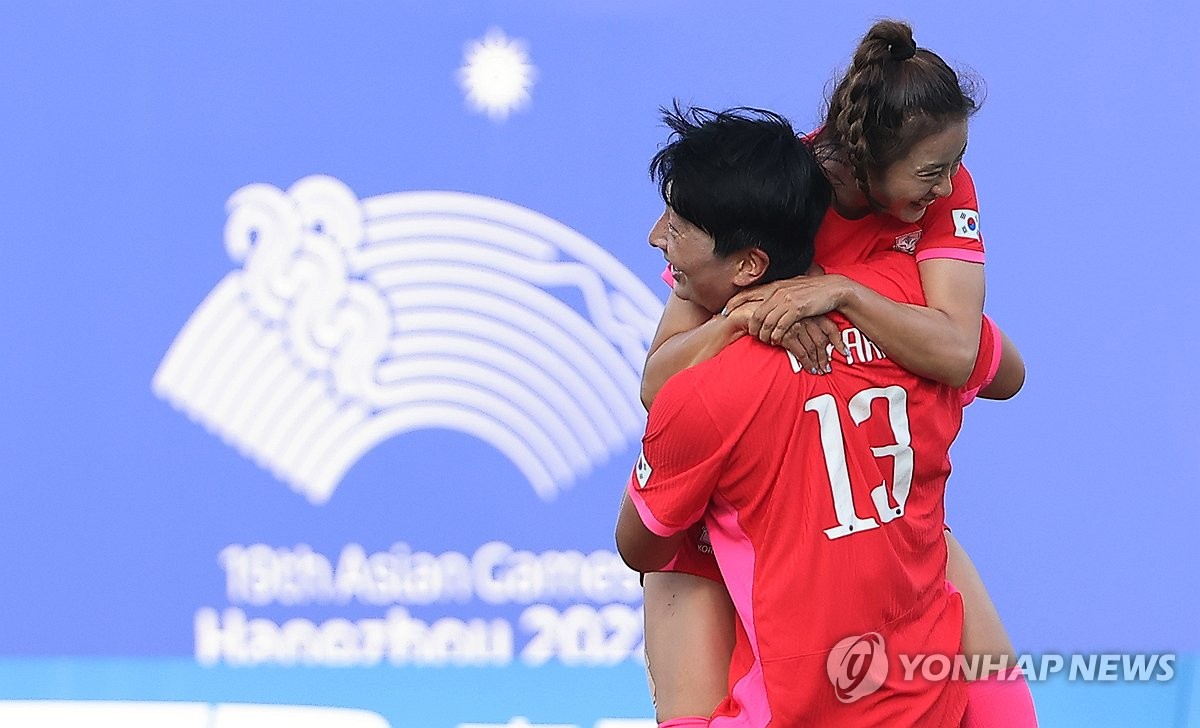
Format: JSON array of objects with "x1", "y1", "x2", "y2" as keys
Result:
[{"x1": 918, "y1": 142, "x2": 969, "y2": 172}]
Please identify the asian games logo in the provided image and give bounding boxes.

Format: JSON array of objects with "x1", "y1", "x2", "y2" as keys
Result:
[
  {"x1": 152, "y1": 176, "x2": 663, "y2": 504},
  {"x1": 826, "y1": 632, "x2": 889, "y2": 703}
]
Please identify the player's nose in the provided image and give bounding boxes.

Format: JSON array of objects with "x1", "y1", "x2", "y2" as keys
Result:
[
  {"x1": 648, "y1": 211, "x2": 668, "y2": 251},
  {"x1": 932, "y1": 169, "x2": 954, "y2": 199}
]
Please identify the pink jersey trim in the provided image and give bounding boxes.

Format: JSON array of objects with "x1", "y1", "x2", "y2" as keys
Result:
[
  {"x1": 626, "y1": 479, "x2": 704, "y2": 538},
  {"x1": 707, "y1": 492, "x2": 772, "y2": 728},
  {"x1": 627, "y1": 480, "x2": 677, "y2": 537},
  {"x1": 961, "y1": 315, "x2": 1003, "y2": 407},
  {"x1": 915, "y1": 248, "x2": 986, "y2": 264}
]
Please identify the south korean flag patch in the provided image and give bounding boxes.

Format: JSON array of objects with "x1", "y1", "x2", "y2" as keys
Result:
[
  {"x1": 634, "y1": 450, "x2": 653, "y2": 489},
  {"x1": 953, "y1": 209, "x2": 981, "y2": 240}
]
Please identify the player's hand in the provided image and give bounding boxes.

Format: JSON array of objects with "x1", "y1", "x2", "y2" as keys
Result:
[
  {"x1": 780, "y1": 315, "x2": 845, "y2": 374},
  {"x1": 722, "y1": 297, "x2": 757, "y2": 335},
  {"x1": 728, "y1": 275, "x2": 853, "y2": 347}
]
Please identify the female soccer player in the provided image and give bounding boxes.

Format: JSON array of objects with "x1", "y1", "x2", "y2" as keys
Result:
[{"x1": 639, "y1": 20, "x2": 1037, "y2": 728}]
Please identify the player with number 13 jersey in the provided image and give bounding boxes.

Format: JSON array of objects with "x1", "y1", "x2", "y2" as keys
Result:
[{"x1": 627, "y1": 255, "x2": 999, "y2": 726}]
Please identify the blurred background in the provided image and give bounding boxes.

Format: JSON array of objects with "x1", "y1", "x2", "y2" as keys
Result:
[{"x1": 1, "y1": 1, "x2": 1197, "y2": 726}]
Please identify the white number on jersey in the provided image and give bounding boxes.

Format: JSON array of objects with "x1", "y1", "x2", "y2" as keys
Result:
[{"x1": 804, "y1": 386, "x2": 915, "y2": 541}]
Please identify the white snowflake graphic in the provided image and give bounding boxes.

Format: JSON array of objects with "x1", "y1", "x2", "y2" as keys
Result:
[{"x1": 457, "y1": 27, "x2": 537, "y2": 121}]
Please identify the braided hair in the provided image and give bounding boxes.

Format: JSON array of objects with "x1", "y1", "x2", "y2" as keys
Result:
[{"x1": 820, "y1": 20, "x2": 981, "y2": 207}]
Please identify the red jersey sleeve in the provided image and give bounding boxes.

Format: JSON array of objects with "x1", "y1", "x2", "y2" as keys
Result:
[
  {"x1": 960, "y1": 314, "x2": 1003, "y2": 406},
  {"x1": 625, "y1": 371, "x2": 726, "y2": 537},
  {"x1": 914, "y1": 164, "x2": 986, "y2": 265}
]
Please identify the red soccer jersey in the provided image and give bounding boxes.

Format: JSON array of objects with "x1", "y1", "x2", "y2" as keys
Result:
[
  {"x1": 660, "y1": 164, "x2": 985, "y2": 288},
  {"x1": 658, "y1": 254, "x2": 1001, "y2": 583},
  {"x1": 628, "y1": 261, "x2": 993, "y2": 727},
  {"x1": 814, "y1": 165, "x2": 986, "y2": 267}
]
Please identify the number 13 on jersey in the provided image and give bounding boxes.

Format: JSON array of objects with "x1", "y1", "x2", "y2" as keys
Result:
[{"x1": 804, "y1": 385, "x2": 914, "y2": 541}]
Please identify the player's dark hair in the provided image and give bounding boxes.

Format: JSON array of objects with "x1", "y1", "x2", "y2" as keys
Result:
[
  {"x1": 649, "y1": 103, "x2": 830, "y2": 284},
  {"x1": 817, "y1": 19, "x2": 982, "y2": 205}
]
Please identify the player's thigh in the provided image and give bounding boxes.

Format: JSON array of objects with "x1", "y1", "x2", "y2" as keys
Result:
[
  {"x1": 945, "y1": 530, "x2": 1017, "y2": 678},
  {"x1": 643, "y1": 570, "x2": 735, "y2": 720}
]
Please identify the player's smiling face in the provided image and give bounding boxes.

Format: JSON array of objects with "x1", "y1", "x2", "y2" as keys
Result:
[
  {"x1": 649, "y1": 207, "x2": 740, "y2": 314},
  {"x1": 872, "y1": 119, "x2": 969, "y2": 223}
]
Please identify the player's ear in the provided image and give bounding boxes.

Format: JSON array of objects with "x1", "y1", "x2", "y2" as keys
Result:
[{"x1": 732, "y1": 248, "x2": 770, "y2": 287}]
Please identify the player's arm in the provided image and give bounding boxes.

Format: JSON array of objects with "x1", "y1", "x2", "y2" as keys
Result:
[
  {"x1": 728, "y1": 259, "x2": 983, "y2": 387},
  {"x1": 641, "y1": 291, "x2": 747, "y2": 410},
  {"x1": 978, "y1": 327, "x2": 1024, "y2": 400},
  {"x1": 616, "y1": 376, "x2": 724, "y2": 572},
  {"x1": 839, "y1": 257, "x2": 984, "y2": 387},
  {"x1": 959, "y1": 316, "x2": 1026, "y2": 405},
  {"x1": 730, "y1": 167, "x2": 989, "y2": 387},
  {"x1": 616, "y1": 492, "x2": 685, "y2": 573}
]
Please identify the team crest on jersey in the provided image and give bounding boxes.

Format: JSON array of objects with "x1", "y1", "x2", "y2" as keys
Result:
[
  {"x1": 634, "y1": 451, "x2": 653, "y2": 489},
  {"x1": 893, "y1": 230, "x2": 922, "y2": 255},
  {"x1": 153, "y1": 175, "x2": 664, "y2": 504},
  {"x1": 952, "y1": 208, "x2": 981, "y2": 240}
]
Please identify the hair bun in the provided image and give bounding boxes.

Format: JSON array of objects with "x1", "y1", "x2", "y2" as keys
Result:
[{"x1": 889, "y1": 40, "x2": 917, "y2": 61}]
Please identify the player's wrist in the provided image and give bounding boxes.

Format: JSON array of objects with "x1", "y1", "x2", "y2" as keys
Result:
[
  {"x1": 718, "y1": 308, "x2": 748, "y2": 341},
  {"x1": 827, "y1": 275, "x2": 858, "y2": 311}
]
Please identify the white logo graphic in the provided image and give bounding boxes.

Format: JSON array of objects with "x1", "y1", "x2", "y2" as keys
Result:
[
  {"x1": 893, "y1": 230, "x2": 922, "y2": 254},
  {"x1": 458, "y1": 28, "x2": 537, "y2": 121},
  {"x1": 634, "y1": 451, "x2": 652, "y2": 489},
  {"x1": 826, "y1": 632, "x2": 889, "y2": 703},
  {"x1": 952, "y1": 208, "x2": 981, "y2": 240},
  {"x1": 153, "y1": 176, "x2": 662, "y2": 504}
]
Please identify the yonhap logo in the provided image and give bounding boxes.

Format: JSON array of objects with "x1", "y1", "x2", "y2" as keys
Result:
[
  {"x1": 826, "y1": 632, "x2": 888, "y2": 703},
  {"x1": 153, "y1": 176, "x2": 662, "y2": 504}
]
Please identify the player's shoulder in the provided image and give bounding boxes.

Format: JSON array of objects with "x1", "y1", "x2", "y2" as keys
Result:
[
  {"x1": 709, "y1": 336, "x2": 790, "y2": 376},
  {"x1": 652, "y1": 352, "x2": 742, "y2": 424},
  {"x1": 912, "y1": 162, "x2": 984, "y2": 256},
  {"x1": 652, "y1": 364, "x2": 707, "y2": 418},
  {"x1": 674, "y1": 338, "x2": 799, "y2": 407}
]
